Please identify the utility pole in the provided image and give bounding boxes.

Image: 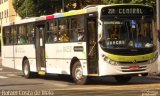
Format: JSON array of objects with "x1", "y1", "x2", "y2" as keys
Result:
[
  {"x1": 157, "y1": 0, "x2": 160, "y2": 34},
  {"x1": 62, "y1": 0, "x2": 64, "y2": 12},
  {"x1": 157, "y1": 0, "x2": 160, "y2": 75},
  {"x1": 0, "y1": 17, "x2": 2, "y2": 56}
]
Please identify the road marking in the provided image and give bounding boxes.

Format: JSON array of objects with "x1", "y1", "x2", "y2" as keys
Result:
[
  {"x1": 0, "y1": 76, "x2": 8, "y2": 79},
  {"x1": 53, "y1": 83, "x2": 69, "y2": 87},
  {"x1": 0, "y1": 68, "x2": 3, "y2": 71},
  {"x1": 6, "y1": 74, "x2": 17, "y2": 76},
  {"x1": 54, "y1": 83, "x2": 160, "y2": 91},
  {"x1": 0, "y1": 72, "x2": 21, "y2": 74},
  {"x1": 65, "y1": 90, "x2": 140, "y2": 96}
]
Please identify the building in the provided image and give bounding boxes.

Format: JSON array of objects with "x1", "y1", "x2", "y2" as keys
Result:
[
  {"x1": 0, "y1": 0, "x2": 21, "y2": 54},
  {"x1": 0, "y1": 0, "x2": 21, "y2": 25}
]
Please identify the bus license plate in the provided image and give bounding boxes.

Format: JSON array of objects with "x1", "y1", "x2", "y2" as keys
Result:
[{"x1": 129, "y1": 66, "x2": 139, "y2": 70}]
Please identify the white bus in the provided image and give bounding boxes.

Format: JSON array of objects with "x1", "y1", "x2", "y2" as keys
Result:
[{"x1": 1, "y1": 4, "x2": 158, "y2": 84}]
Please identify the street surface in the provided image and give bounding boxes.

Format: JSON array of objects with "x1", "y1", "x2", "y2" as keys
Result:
[{"x1": 0, "y1": 59, "x2": 160, "y2": 96}]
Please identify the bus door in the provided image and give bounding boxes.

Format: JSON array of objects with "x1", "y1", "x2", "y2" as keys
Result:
[
  {"x1": 87, "y1": 17, "x2": 99, "y2": 75},
  {"x1": 35, "y1": 24, "x2": 46, "y2": 75}
]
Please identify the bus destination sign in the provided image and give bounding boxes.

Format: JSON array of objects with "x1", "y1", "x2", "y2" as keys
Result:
[
  {"x1": 107, "y1": 8, "x2": 143, "y2": 15},
  {"x1": 101, "y1": 5, "x2": 153, "y2": 16}
]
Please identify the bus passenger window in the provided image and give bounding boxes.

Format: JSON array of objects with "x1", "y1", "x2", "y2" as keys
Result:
[
  {"x1": 71, "y1": 17, "x2": 84, "y2": 42},
  {"x1": 53, "y1": 33, "x2": 58, "y2": 41},
  {"x1": 58, "y1": 19, "x2": 69, "y2": 42},
  {"x1": 59, "y1": 32, "x2": 69, "y2": 42},
  {"x1": 46, "y1": 21, "x2": 59, "y2": 43},
  {"x1": 78, "y1": 28, "x2": 84, "y2": 41},
  {"x1": 18, "y1": 35, "x2": 26, "y2": 44},
  {"x1": 26, "y1": 23, "x2": 35, "y2": 44},
  {"x1": 5, "y1": 32, "x2": 10, "y2": 45},
  {"x1": 18, "y1": 25, "x2": 27, "y2": 44}
]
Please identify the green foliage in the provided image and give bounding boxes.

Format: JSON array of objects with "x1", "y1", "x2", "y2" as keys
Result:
[
  {"x1": 13, "y1": 0, "x2": 35, "y2": 18},
  {"x1": 101, "y1": 0, "x2": 155, "y2": 7},
  {"x1": 13, "y1": 0, "x2": 55, "y2": 19},
  {"x1": 12, "y1": 0, "x2": 24, "y2": 12},
  {"x1": 12, "y1": 0, "x2": 156, "y2": 19},
  {"x1": 102, "y1": 0, "x2": 132, "y2": 4},
  {"x1": 131, "y1": 0, "x2": 156, "y2": 7}
]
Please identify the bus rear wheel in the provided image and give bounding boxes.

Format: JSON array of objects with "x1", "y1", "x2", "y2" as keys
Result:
[
  {"x1": 72, "y1": 61, "x2": 87, "y2": 85},
  {"x1": 114, "y1": 76, "x2": 132, "y2": 83},
  {"x1": 22, "y1": 59, "x2": 33, "y2": 78}
]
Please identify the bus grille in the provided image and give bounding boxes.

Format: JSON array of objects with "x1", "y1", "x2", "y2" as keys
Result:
[
  {"x1": 121, "y1": 66, "x2": 147, "y2": 72},
  {"x1": 119, "y1": 60, "x2": 148, "y2": 64}
]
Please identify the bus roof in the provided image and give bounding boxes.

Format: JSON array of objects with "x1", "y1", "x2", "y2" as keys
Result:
[{"x1": 2, "y1": 16, "x2": 46, "y2": 26}]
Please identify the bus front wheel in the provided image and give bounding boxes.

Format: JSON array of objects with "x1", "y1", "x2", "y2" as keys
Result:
[
  {"x1": 72, "y1": 61, "x2": 87, "y2": 85},
  {"x1": 22, "y1": 59, "x2": 33, "y2": 78},
  {"x1": 114, "y1": 76, "x2": 132, "y2": 83}
]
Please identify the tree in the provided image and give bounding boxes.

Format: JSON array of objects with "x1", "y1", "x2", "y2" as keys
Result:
[
  {"x1": 131, "y1": 0, "x2": 156, "y2": 8},
  {"x1": 13, "y1": 0, "x2": 56, "y2": 19},
  {"x1": 102, "y1": 0, "x2": 132, "y2": 4},
  {"x1": 101, "y1": 0, "x2": 156, "y2": 7},
  {"x1": 65, "y1": 0, "x2": 102, "y2": 11}
]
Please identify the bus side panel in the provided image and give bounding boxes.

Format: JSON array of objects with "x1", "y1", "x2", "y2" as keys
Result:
[
  {"x1": 45, "y1": 43, "x2": 87, "y2": 75},
  {"x1": 45, "y1": 44, "x2": 63, "y2": 74},
  {"x1": 14, "y1": 45, "x2": 37, "y2": 72},
  {"x1": 2, "y1": 46, "x2": 14, "y2": 68},
  {"x1": 98, "y1": 47, "x2": 118, "y2": 76}
]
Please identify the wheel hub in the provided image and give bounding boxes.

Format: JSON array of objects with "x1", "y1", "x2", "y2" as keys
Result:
[
  {"x1": 24, "y1": 64, "x2": 29, "y2": 76},
  {"x1": 75, "y1": 67, "x2": 83, "y2": 80}
]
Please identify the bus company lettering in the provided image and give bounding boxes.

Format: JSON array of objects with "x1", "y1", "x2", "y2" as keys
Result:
[
  {"x1": 15, "y1": 47, "x2": 25, "y2": 53},
  {"x1": 108, "y1": 8, "x2": 143, "y2": 15},
  {"x1": 63, "y1": 46, "x2": 72, "y2": 52},
  {"x1": 106, "y1": 40, "x2": 125, "y2": 46}
]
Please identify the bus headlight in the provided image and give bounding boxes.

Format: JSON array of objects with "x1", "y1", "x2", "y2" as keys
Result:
[
  {"x1": 149, "y1": 57, "x2": 156, "y2": 63},
  {"x1": 148, "y1": 52, "x2": 158, "y2": 63},
  {"x1": 109, "y1": 59, "x2": 117, "y2": 65},
  {"x1": 102, "y1": 54, "x2": 117, "y2": 65}
]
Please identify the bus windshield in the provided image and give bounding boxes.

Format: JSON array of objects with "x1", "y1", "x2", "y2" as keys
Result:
[{"x1": 102, "y1": 19, "x2": 154, "y2": 49}]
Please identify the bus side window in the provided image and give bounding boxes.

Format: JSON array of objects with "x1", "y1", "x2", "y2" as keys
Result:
[
  {"x1": 71, "y1": 16, "x2": 85, "y2": 42},
  {"x1": 78, "y1": 28, "x2": 84, "y2": 41},
  {"x1": 71, "y1": 18, "x2": 78, "y2": 41},
  {"x1": 10, "y1": 26, "x2": 15, "y2": 45},
  {"x1": 3, "y1": 27, "x2": 11, "y2": 45},
  {"x1": 26, "y1": 23, "x2": 35, "y2": 44},
  {"x1": 53, "y1": 21, "x2": 58, "y2": 42},
  {"x1": 18, "y1": 25, "x2": 26, "y2": 44},
  {"x1": 58, "y1": 19, "x2": 69, "y2": 42},
  {"x1": 46, "y1": 21, "x2": 53, "y2": 43},
  {"x1": 46, "y1": 21, "x2": 59, "y2": 43}
]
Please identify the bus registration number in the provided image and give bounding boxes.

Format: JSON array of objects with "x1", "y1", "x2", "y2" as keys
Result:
[{"x1": 129, "y1": 66, "x2": 139, "y2": 70}]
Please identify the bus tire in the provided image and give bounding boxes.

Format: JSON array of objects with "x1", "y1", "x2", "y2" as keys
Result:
[
  {"x1": 71, "y1": 61, "x2": 87, "y2": 85},
  {"x1": 114, "y1": 76, "x2": 132, "y2": 83},
  {"x1": 22, "y1": 59, "x2": 33, "y2": 78}
]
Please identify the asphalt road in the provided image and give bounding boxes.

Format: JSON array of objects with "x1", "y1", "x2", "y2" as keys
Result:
[{"x1": 0, "y1": 61, "x2": 160, "y2": 96}]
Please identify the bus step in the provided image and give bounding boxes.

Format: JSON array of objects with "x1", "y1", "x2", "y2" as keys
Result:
[
  {"x1": 88, "y1": 74, "x2": 99, "y2": 76},
  {"x1": 38, "y1": 71, "x2": 46, "y2": 75}
]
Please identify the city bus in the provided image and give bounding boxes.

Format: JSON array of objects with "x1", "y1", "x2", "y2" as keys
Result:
[{"x1": 1, "y1": 4, "x2": 158, "y2": 84}]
